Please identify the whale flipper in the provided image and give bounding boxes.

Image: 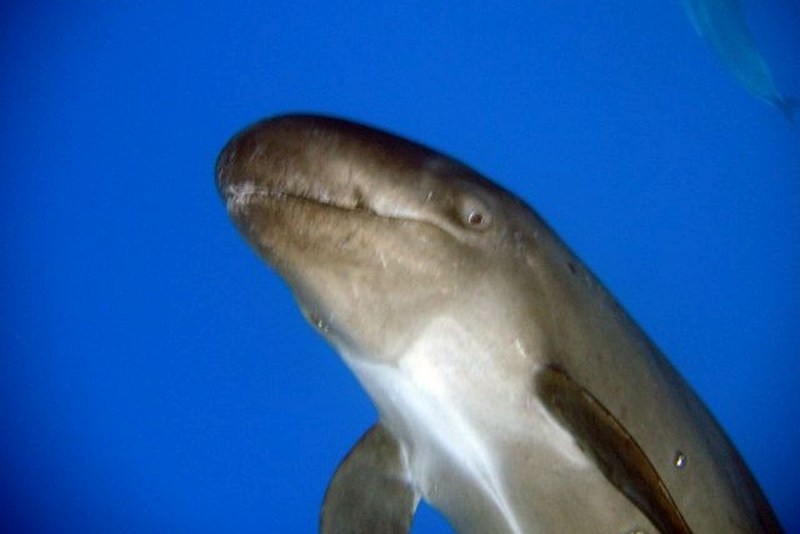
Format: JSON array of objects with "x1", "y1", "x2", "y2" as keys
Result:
[
  {"x1": 321, "y1": 424, "x2": 418, "y2": 534},
  {"x1": 536, "y1": 366, "x2": 693, "y2": 534}
]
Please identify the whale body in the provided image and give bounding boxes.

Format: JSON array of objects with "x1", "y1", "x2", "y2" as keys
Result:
[{"x1": 217, "y1": 114, "x2": 782, "y2": 533}]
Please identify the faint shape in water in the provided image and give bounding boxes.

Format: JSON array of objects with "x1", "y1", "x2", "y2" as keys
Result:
[{"x1": 681, "y1": 0, "x2": 797, "y2": 120}]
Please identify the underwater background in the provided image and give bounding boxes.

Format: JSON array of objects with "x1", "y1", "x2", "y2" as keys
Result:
[{"x1": 2, "y1": 2, "x2": 798, "y2": 532}]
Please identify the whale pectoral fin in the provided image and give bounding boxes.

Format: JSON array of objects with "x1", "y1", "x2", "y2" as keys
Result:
[
  {"x1": 535, "y1": 366, "x2": 693, "y2": 534},
  {"x1": 320, "y1": 423, "x2": 418, "y2": 534}
]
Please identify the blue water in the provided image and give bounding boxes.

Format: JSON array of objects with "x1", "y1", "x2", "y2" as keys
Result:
[{"x1": 2, "y1": 2, "x2": 798, "y2": 532}]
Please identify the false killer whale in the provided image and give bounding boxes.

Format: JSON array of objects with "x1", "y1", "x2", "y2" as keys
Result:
[{"x1": 216, "y1": 114, "x2": 782, "y2": 533}]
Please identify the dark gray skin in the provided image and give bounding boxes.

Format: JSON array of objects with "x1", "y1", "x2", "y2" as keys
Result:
[{"x1": 216, "y1": 114, "x2": 782, "y2": 533}]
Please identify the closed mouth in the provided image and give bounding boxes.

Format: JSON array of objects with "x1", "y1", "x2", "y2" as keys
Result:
[{"x1": 222, "y1": 181, "x2": 379, "y2": 216}]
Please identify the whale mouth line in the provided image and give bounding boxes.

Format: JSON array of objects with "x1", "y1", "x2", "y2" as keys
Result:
[
  {"x1": 221, "y1": 182, "x2": 442, "y2": 233},
  {"x1": 222, "y1": 181, "x2": 381, "y2": 218}
]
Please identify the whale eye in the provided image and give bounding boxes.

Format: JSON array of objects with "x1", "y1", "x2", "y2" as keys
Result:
[
  {"x1": 459, "y1": 198, "x2": 492, "y2": 231},
  {"x1": 468, "y1": 211, "x2": 484, "y2": 225}
]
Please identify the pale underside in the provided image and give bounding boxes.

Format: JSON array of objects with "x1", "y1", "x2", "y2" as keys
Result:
[{"x1": 341, "y1": 316, "x2": 656, "y2": 534}]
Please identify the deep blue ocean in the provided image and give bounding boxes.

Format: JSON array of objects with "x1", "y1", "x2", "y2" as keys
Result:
[{"x1": 2, "y1": 2, "x2": 798, "y2": 532}]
